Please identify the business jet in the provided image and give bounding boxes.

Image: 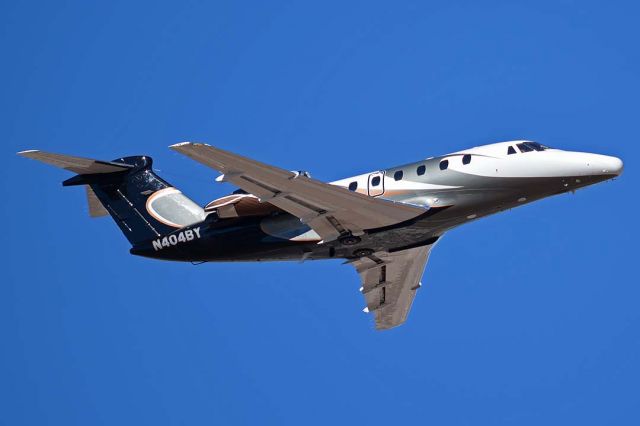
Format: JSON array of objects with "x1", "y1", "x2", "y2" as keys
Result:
[{"x1": 18, "y1": 140, "x2": 623, "y2": 329}]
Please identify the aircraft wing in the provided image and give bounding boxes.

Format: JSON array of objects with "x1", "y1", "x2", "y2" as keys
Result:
[
  {"x1": 170, "y1": 142, "x2": 427, "y2": 242},
  {"x1": 351, "y1": 245, "x2": 433, "y2": 330}
]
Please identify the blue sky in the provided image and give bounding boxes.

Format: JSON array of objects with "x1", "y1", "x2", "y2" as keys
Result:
[{"x1": 1, "y1": 1, "x2": 639, "y2": 424}]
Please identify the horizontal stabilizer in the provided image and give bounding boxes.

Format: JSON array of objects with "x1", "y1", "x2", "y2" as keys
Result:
[{"x1": 17, "y1": 150, "x2": 133, "y2": 175}]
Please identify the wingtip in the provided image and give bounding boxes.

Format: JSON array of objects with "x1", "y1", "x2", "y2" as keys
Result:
[
  {"x1": 169, "y1": 142, "x2": 193, "y2": 150},
  {"x1": 17, "y1": 149, "x2": 40, "y2": 157},
  {"x1": 169, "y1": 141, "x2": 212, "y2": 150}
]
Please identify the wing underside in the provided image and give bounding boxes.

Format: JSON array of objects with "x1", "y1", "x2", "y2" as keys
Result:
[
  {"x1": 352, "y1": 245, "x2": 433, "y2": 330},
  {"x1": 169, "y1": 142, "x2": 427, "y2": 242}
]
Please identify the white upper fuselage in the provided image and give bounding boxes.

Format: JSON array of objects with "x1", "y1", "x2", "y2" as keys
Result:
[
  {"x1": 331, "y1": 140, "x2": 623, "y2": 230},
  {"x1": 333, "y1": 140, "x2": 622, "y2": 189}
]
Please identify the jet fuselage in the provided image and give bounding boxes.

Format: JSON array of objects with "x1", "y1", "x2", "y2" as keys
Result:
[{"x1": 132, "y1": 140, "x2": 622, "y2": 262}]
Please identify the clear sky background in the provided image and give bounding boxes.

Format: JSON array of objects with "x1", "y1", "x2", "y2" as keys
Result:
[{"x1": 1, "y1": 1, "x2": 639, "y2": 425}]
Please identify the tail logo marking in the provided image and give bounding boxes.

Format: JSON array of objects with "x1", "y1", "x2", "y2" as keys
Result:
[{"x1": 152, "y1": 227, "x2": 201, "y2": 251}]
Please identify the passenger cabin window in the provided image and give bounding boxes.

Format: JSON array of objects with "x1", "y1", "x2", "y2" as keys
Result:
[
  {"x1": 394, "y1": 170, "x2": 403, "y2": 181},
  {"x1": 507, "y1": 146, "x2": 517, "y2": 155},
  {"x1": 462, "y1": 154, "x2": 471, "y2": 165},
  {"x1": 417, "y1": 165, "x2": 426, "y2": 175},
  {"x1": 439, "y1": 159, "x2": 449, "y2": 170},
  {"x1": 348, "y1": 181, "x2": 357, "y2": 191},
  {"x1": 371, "y1": 176, "x2": 381, "y2": 186}
]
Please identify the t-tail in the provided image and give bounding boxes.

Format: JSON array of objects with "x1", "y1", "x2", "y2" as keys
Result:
[{"x1": 17, "y1": 150, "x2": 205, "y2": 247}]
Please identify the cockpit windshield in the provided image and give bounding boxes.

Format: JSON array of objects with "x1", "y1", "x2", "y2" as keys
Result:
[{"x1": 516, "y1": 142, "x2": 551, "y2": 152}]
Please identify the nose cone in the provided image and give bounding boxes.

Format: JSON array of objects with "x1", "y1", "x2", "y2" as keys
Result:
[
  {"x1": 596, "y1": 155, "x2": 624, "y2": 176},
  {"x1": 577, "y1": 153, "x2": 623, "y2": 177},
  {"x1": 553, "y1": 151, "x2": 623, "y2": 178}
]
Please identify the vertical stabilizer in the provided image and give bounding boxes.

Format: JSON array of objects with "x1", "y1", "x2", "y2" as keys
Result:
[{"x1": 18, "y1": 150, "x2": 205, "y2": 245}]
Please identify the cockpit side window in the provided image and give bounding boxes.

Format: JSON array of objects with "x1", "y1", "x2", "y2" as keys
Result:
[
  {"x1": 526, "y1": 142, "x2": 549, "y2": 151},
  {"x1": 348, "y1": 181, "x2": 357, "y2": 191},
  {"x1": 517, "y1": 143, "x2": 533, "y2": 152},
  {"x1": 507, "y1": 146, "x2": 517, "y2": 155},
  {"x1": 517, "y1": 142, "x2": 550, "y2": 152},
  {"x1": 462, "y1": 154, "x2": 471, "y2": 165},
  {"x1": 439, "y1": 159, "x2": 449, "y2": 170}
]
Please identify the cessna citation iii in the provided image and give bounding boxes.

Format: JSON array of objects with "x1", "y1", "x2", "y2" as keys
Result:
[{"x1": 18, "y1": 141, "x2": 623, "y2": 330}]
